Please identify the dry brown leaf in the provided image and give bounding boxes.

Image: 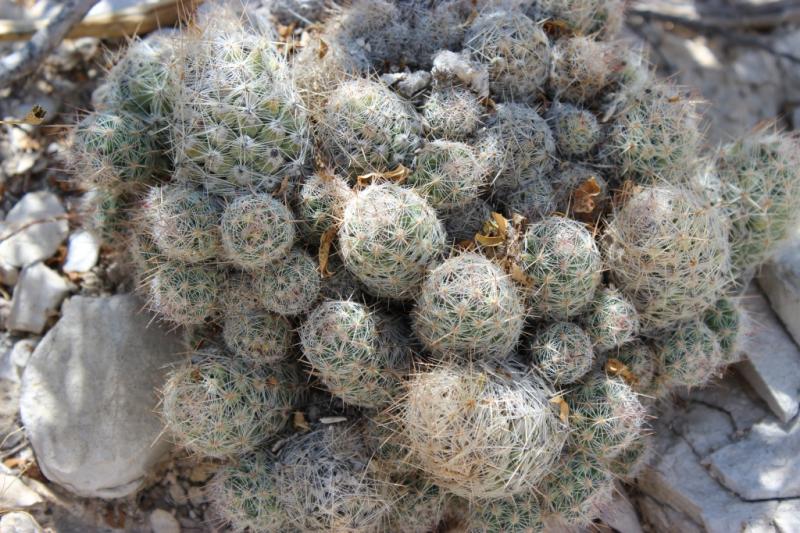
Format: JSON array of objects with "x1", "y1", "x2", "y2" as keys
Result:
[
  {"x1": 356, "y1": 164, "x2": 409, "y2": 188},
  {"x1": 508, "y1": 261, "x2": 533, "y2": 287},
  {"x1": 293, "y1": 411, "x2": 311, "y2": 431},
  {"x1": 318, "y1": 38, "x2": 329, "y2": 59},
  {"x1": 605, "y1": 358, "x2": 638, "y2": 386},
  {"x1": 490, "y1": 211, "x2": 508, "y2": 235},
  {"x1": 0, "y1": 104, "x2": 46, "y2": 126},
  {"x1": 572, "y1": 176, "x2": 602, "y2": 214},
  {"x1": 549, "y1": 395, "x2": 570, "y2": 423},
  {"x1": 318, "y1": 227, "x2": 338, "y2": 278},
  {"x1": 475, "y1": 233, "x2": 505, "y2": 246}
]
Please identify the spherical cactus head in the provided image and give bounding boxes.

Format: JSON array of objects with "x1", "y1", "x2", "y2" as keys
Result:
[
  {"x1": 146, "y1": 260, "x2": 222, "y2": 326},
  {"x1": 466, "y1": 493, "x2": 544, "y2": 533},
  {"x1": 582, "y1": 287, "x2": 640, "y2": 353},
  {"x1": 143, "y1": 184, "x2": 222, "y2": 263},
  {"x1": 414, "y1": 252, "x2": 525, "y2": 362},
  {"x1": 300, "y1": 300, "x2": 411, "y2": 408},
  {"x1": 714, "y1": 131, "x2": 800, "y2": 276},
  {"x1": 72, "y1": 110, "x2": 159, "y2": 190},
  {"x1": 160, "y1": 350, "x2": 305, "y2": 458},
  {"x1": 548, "y1": 101, "x2": 601, "y2": 158},
  {"x1": 222, "y1": 303, "x2": 293, "y2": 364},
  {"x1": 388, "y1": 478, "x2": 449, "y2": 533},
  {"x1": 566, "y1": 373, "x2": 647, "y2": 461},
  {"x1": 339, "y1": 183, "x2": 446, "y2": 300},
  {"x1": 538, "y1": 450, "x2": 614, "y2": 527},
  {"x1": 251, "y1": 248, "x2": 321, "y2": 316},
  {"x1": 606, "y1": 433, "x2": 653, "y2": 481},
  {"x1": 465, "y1": 11, "x2": 550, "y2": 103},
  {"x1": 327, "y1": 0, "x2": 408, "y2": 70},
  {"x1": 703, "y1": 296, "x2": 743, "y2": 363},
  {"x1": 408, "y1": 140, "x2": 485, "y2": 210},
  {"x1": 652, "y1": 318, "x2": 725, "y2": 392},
  {"x1": 209, "y1": 452, "x2": 286, "y2": 532},
  {"x1": 296, "y1": 171, "x2": 354, "y2": 243},
  {"x1": 604, "y1": 185, "x2": 731, "y2": 331},
  {"x1": 502, "y1": 168, "x2": 557, "y2": 223},
  {"x1": 529, "y1": 321, "x2": 594, "y2": 386},
  {"x1": 605, "y1": 82, "x2": 701, "y2": 184},
  {"x1": 362, "y1": 411, "x2": 414, "y2": 478},
  {"x1": 534, "y1": 0, "x2": 625, "y2": 40},
  {"x1": 423, "y1": 87, "x2": 483, "y2": 141},
  {"x1": 320, "y1": 79, "x2": 422, "y2": 176},
  {"x1": 220, "y1": 193, "x2": 296, "y2": 269},
  {"x1": 548, "y1": 37, "x2": 614, "y2": 105},
  {"x1": 275, "y1": 424, "x2": 395, "y2": 532},
  {"x1": 81, "y1": 188, "x2": 130, "y2": 246},
  {"x1": 486, "y1": 103, "x2": 556, "y2": 199},
  {"x1": 605, "y1": 340, "x2": 657, "y2": 394},
  {"x1": 519, "y1": 216, "x2": 602, "y2": 320},
  {"x1": 398, "y1": 362, "x2": 566, "y2": 500}
]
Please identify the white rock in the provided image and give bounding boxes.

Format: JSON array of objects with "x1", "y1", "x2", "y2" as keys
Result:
[
  {"x1": 0, "y1": 474, "x2": 44, "y2": 508},
  {"x1": 10, "y1": 338, "x2": 37, "y2": 370},
  {"x1": 637, "y1": 494, "x2": 703, "y2": 533},
  {"x1": 596, "y1": 486, "x2": 643, "y2": 533},
  {"x1": 20, "y1": 295, "x2": 185, "y2": 498},
  {"x1": 774, "y1": 500, "x2": 800, "y2": 533},
  {"x1": 431, "y1": 50, "x2": 489, "y2": 98},
  {"x1": 0, "y1": 512, "x2": 43, "y2": 533},
  {"x1": 736, "y1": 286, "x2": 800, "y2": 423},
  {"x1": 704, "y1": 416, "x2": 800, "y2": 500},
  {"x1": 149, "y1": 509, "x2": 181, "y2": 533},
  {"x1": 62, "y1": 230, "x2": 100, "y2": 274},
  {"x1": 758, "y1": 244, "x2": 800, "y2": 347},
  {"x1": 0, "y1": 378, "x2": 22, "y2": 448},
  {"x1": 0, "y1": 261, "x2": 19, "y2": 286},
  {"x1": 7, "y1": 263, "x2": 71, "y2": 334},
  {"x1": 0, "y1": 191, "x2": 68, "y2": 268}
]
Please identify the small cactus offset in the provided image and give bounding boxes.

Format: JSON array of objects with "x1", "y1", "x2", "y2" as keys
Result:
[
  {"x1": 528, "y1": 321, "x2": 595, "y2": 385},
  {"x1": 70, "y1": 0, "x2": 800, "y2": 529},
  {"x1": 413, "y1": 252, "x2": 525, "y2": 362}
]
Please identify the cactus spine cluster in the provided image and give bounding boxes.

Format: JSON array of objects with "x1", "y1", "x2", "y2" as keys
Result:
[{"x1": 70, "y1": 0, "x2": 800, "y2": 529}]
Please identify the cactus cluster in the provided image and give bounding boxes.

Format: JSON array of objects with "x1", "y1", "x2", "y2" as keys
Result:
[{"x1": 70, "y1": 0, "x2": 800, "y2": 530}]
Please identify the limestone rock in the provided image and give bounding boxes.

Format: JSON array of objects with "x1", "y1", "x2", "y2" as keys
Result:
[
  {"x1": 0, "y1": 191, "x2": 68, "y2": 268},
  {"x1": 8, "y1": 263, "x2": 72, "y2": 334},
  {"x1": 20, "y1": 295, "x2": 184, "y2": 498},
  {"x1": 736, "y1": 286, "x2": 800, "y2": 423},
  {"x1": 149, "y1": 509, "x2": 181, "y2": 533},
  {"x1": 0, "y1": 512, "x2": 44, "y2": 533},
  {"x1": 62, "y1": 230, "x2": 100, "y2": 274},
  {"x1": 704, "y1": 417, "x2": 800, "y2": 500},
  {"x1": 759, "y1": 244, "x2": 800, "y2": 347},
  {"x1": 0, "y1": 473, "x2": 44, "y2": 509}
]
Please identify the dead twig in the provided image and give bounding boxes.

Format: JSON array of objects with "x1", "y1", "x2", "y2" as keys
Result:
[
  {"x1": 629, "y1": 1, "x2": 800, "y2": 31},
  {"x1": 0, "y1": 0, "x2": 100, "y2": 90}
]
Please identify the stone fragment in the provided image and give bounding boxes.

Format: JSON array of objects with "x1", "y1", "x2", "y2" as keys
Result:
[
  {"x1": 20, "y1": 295, "x2": 184, "y2": 498},
  {"x1": 637, "y1": 494, "x2": 703, "y2": 533},
  {"x1": 149, "y1": 509, "x2": 181, "y2": 533},
  {"x1": 759, "y1": 243, "x2": 800, "y2": 347},
  {"x1": 0, "y1": 191, "x2": 68, "y2": 268},
  {"x1": 735, "y1": 286, "x2": 800, "y2": 423},
  {"x1": 0, "y1": 512, "x2": 44, "y2": 533},
  {"x1": 0, "y1": 473, "x2": 44, "y2": 508},
  {"x1": 0, "y1": 261, "x2": 19, "y2": 286},
  {"x1": 704, "y1": 417, "x2": 800, "y2": 500},
  {"x1": 7, "y1": 262, "x2": 71, "y2": 334},
  {"x1": 62, "y1": 230, "x2": 100, "y2": 274}
]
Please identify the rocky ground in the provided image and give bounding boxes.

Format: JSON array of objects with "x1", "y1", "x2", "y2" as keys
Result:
[{"x1": 0, "y1": 1, "x2": 799, "y2": 532}]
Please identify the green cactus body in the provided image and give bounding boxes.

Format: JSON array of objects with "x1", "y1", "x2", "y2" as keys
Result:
[
  {"x1": 606, "y1": 84, "x2": 701, "y2": 183},
  {"x1": 652, "y1": 318, "x2": 725, "y2": 391},
  {"x1": 82, "y1": 188, "x2": 130, "y2": 245},
  {"x1": 538, "y1": 451, "x2": 614, "y2": 527},
  {"x1": 389, "y1": 479, "x2": 449, "y2": 533},
  {"x1": 73, "y1": 111, "x2": 158, "y2": 189},
  {"x1": 147, "y1": 260, "x2": 222, "y2": 325},
  {"x1": 423, "y1": 87, "x2": 482, "y2": 141},
  {"x1": 503, "y1": 169, "x2": 556, "y2": 223},
  {"x1": 529, "y1": 321, "x2": 594, "y2": 385},
  {"x1": 465, "y1": 11, "x2": 550, "y2": 103},
  {"x1": 703, "y1": 297, "x2": 742, "y2": 363},
  {"x1": 714, "y1": 132, "x2": 800, "y2": 275},
  {"x1": 519, "y1": 217, "x2": 602, "y2": 320},
  {"x1": 220, "y1": 193, "x2": 296, "y2": 269},
  {"x1": 209, "y1": 452, "x2": 289, "y2": 532},
  {"x1": 485, "y1": 103, "x2": 556, "y2": 199},
  {"x1": 275, "y1": 424, "x2": 394, "y2": 532},
  {"x1": 252, "y1": 248, "x2": 321, "y2": 316},
  {"x1": 161, "y1": 350, "x2": 305, "y2": 457},
  {"x1": 548, "y1": 102, "x2": 601, "y2": 158},
  {"x1": 296, "y1": 172, "x2": 354, "y2": 243},
  {"x1": 222, "y1": 304, "x2": 293, "y2": 364},
  {"x1": 339, "y1": 183, "x2": 446, "y2": 300},
  {"x1": 606, "y1": 434, "x2": 653, "y2": 481},
  {"x1": 548, "y1": 37, "x2": 613, "y2": 105},
  {"x1": 144, "y1": 184, "x2": 222, "y2": 263},
  {"x1": 604, "y1": 185, "x2": 731, "y2": 331},
  {"x1": 467, "y1": 493, "x2": 544, "y2": 533},
  {"x1": 567, "y1": 373, "x2": 646, "y2": 461},
  {"x1": 300, "y1": 300, "x2": 410, "y2": 409},
  {"x1": 408, "y1": 140, "x2": 485, "y2": 210},
  {"x1": 414, "y1": 253, "x2": 525, "y2": 362},
  {"x1": 320, "y1": 79, "x2": 422, "y2": 176},
  {"x1": 582, "y1": 287, "x2": 640, "y2": 353},
  {"x1": 607, "y1": 340, "x2": 656, "y2": 394},
  {"x1": 399, "y1": 362, "x2": 566, "y2": 500}
]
